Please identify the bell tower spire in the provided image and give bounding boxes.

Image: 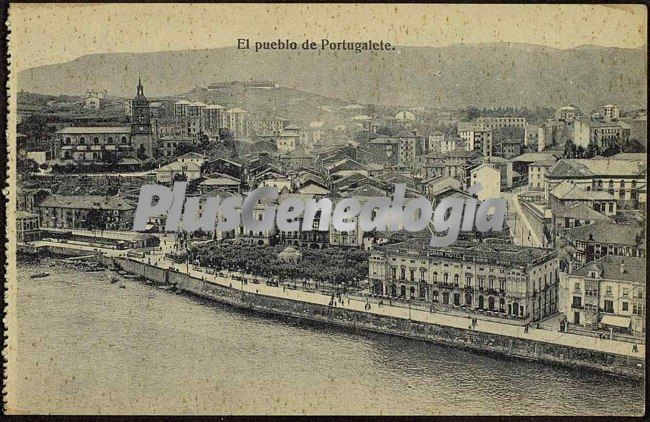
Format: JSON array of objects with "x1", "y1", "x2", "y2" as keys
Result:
[{"x1": 137, "y1": 77, "x2": 144, "y2": 96}]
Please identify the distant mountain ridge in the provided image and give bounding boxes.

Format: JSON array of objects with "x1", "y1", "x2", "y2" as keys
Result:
[{"x1": 17, "y1": 43, "x2": 647, "y2": 110}]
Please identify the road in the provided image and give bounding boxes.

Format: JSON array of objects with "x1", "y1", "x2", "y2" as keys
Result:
[
  {"x1": 132, "y1": 244, "x2": 644, "y2": 359},
  {"x1": 505, "y1": 189, "x2": 544, "y2": 248},
  {"x1": 28, "y1": 232, "x2": 645, "y2": 359}
]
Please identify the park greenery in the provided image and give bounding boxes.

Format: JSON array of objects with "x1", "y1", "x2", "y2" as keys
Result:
[{"x1": 173, "y1": 242, "x2": 370, "y2": 285}]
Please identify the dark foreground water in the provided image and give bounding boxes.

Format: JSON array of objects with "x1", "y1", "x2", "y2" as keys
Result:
[{"x1": 13, "y1": 261, "x2": 645, "y2": 415}]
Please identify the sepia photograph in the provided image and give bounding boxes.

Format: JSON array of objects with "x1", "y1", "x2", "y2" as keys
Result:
[{"x1": 3, "y1": 3, "x2": 647, "y2": 416}]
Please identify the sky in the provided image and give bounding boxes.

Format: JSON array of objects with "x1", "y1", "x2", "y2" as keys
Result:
[{"x1": 8, "y1": 3, "x2": 648, "y2": 72}]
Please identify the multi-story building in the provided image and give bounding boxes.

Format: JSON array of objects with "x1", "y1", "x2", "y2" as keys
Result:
[
  {"x1": 548, "y1": 181, "x2": 617, "y2": 216},
  {"x1": 37, "y1": 195, "x2": 135, "y2": 230},
  {"x1": 524, "y1": 125, "x2": 539, "y2": 148},
  {"x1": 497, "y1": 138, "x2": 522, "y2": 159},
  {"x1": 158, "y1": 135, "x2": 196, "y2": 158},
  {"x1": 545, "y1": 159, "x2": 646, "y2": 206},
  {"x1": 458, "y1": 123, "x2": 493, "y2": 157},
  {"x1": 259, "y1": 131, "x2": 300, "y2": 154},
  {"x1": 601, "y1": 104, "x2": 620, "y2": 121},
  {"x1": 560, "y1": 221, "x2": 645, "y2": 266},
  {"x1": 365, "y1": 138, "x2": 399, "y2": 166},
  {"x1": 469, "y1": 164, "x2": 500, "y2": 201},
  {"x1": 202, "y1": 104, "x2": 226, "y2": 135},
  {"x1": 561, "y1": 255, "x2": 645, "y2": 335},
  {"x1": 55, "y1": 126, "x2": 132, "y2": 161},
  {"x1": 225, "y1": 108, "x2": 248, "y2": 139},
  {"x1": 551, "y1": 203, "x2": 611, "y2": 239},
  {"x1": 475, "y1": 116, "x2": 528, "y2": 129},
  {"x1": 528, "y1": 158, "x2": 557, "y2": 190},
  {"x1": 369, "y1": 239, "x2": 559, "y2": 322},
  {"x1": 572, "y1": 118, "x2": 630, "y2": 149},
  {"x1": 422, "y1": 150, "x2": 482, "y2": 184},
  {"x1": 554, "y1": 106, "x2": 578, "y2": 124},
  {"x1": 16, "y1": 210, "x2": 41, "y2": 243}
]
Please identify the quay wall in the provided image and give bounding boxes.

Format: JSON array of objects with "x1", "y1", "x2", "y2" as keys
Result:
[{"x1": 105, "y1": 257, "x2": 644, "y2": 378}]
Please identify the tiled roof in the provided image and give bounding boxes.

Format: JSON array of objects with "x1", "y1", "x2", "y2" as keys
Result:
[
  {"x1": 378, "y1": 238, "x2": 555, "y2": 267},
  {"x1": 56, "y1": 127, "x2": 131, "y2": 134},
  {"x1": 554, "y1": 203, "x2": 610, "y2": 221},
  {"x1": 563, "y1": 221, "x2": 644, "y2": 247},
  {"x1": 348, "y1": 184, "x2": 387, "y2": 197},
  {"x1": 158, "y1": 161, "x2": 201, "y2": 172},
  {"x1": 511, "y1": 152, "x2": 560, "y2": 163},
  {"x1": 38, "y1": 195, "x2": 134, "y2": 211},
  {"x1": 550, "y1": 181, "x2": 614, "y2": 201},
  {"x1": 548, "y1": 159, "x2": 644, "y2": 178},
  {"x1": 573, "y1": 255, "x2": 645, "y2": 284}
]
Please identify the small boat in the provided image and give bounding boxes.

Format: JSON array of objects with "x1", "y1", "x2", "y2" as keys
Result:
[
  {"x1": 31, "y1": 272, "x2": 50, "y2": 279},
  {"x1": 118, "y1": 284, "x2": 126, "y2": 289},
  {"x1": 110, "y1": 277, "x2": 119, "y2": 284}
]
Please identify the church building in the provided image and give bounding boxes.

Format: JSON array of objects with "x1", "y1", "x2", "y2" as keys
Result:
[{"x1": 54, "y1": 78, "x2": 155, "y2": 162}]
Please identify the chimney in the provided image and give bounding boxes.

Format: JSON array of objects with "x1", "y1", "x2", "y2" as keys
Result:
[{"x1": 619, "y1": 259, "x2": 626, "y2": 274}]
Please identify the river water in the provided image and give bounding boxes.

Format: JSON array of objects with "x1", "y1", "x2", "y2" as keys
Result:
[{"x1": 12, "y1": 261, "x2": 645, "y2": 415}]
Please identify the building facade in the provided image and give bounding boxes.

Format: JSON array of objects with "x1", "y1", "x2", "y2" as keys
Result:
[{"x1": 369, "y1": 239, "x2": 559, "y2": 323}]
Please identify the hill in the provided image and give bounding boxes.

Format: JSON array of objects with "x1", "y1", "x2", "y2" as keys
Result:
[{"x1": 17, "y1": 43, "x2": 647, "y2": 110}]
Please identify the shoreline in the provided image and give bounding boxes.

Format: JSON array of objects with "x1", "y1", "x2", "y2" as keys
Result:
[{"x1": 16, "y1": 246, "x2": 645, "y2": 378}]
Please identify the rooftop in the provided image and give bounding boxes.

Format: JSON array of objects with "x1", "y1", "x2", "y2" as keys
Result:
[
  {"x1": 38, "y1": 195, "x2": 134, "y2": 211},
  {"x1": 573, "y1": 255, "x2": 645, "y2": 284},
  {"x1": 563, "y1": 221, "x2": 645, "y2": 247},
  {"x1": 377, "y1": 238, "x2": 555, "y2": 267},
  {"x1": 550, "y1": 181, "x2": 615, "y2": 201},
  {"x1": 56, "y1": 127, "x2": 131, "y2": 134},
  {"x1": 548, "y1": 159, "x2": 645, "y2": 178},
  {"x1": 553, "y1": 203, "x2": 610, "y2": 221}
]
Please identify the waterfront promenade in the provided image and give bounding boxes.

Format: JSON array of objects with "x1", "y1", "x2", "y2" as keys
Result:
[{"x1": 22, "y1": 239, "x2": 645, "y2": 359}]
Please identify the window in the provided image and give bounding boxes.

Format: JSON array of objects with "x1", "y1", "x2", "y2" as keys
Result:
[
  {"x1": 633, "y1": 303, "x2": 645, "y2": 316},
  {"x1": 453, "y1": 274, "x2": 459, "y2": 286},
  {"x1": 604, "y1": 300, "x2": 614, "y2": 313},
  {"x1": 572, "y1": 296, "x2": 582, "y2": 308},
  {"x1": 606, "y1": 286, "x2": 612, "y2": 294},
  {"x1": 65, "y1": 137, "x2": 71, "y2": 144},
  {"x1": 93, "y1": 137, "x2": 100, "y2": 144},
  {"x1": 574, "y1": 282, "x2": 580, "y2": 290},
  {"x1": 79, "y1": 137, "x2": 85, "y2": 144},
  {"x1": 622, "y1": 288, "x2": 629, "y2": 296},
  {"x1": 444, "y1": 273, "x2": 449, "y2": 284},
  {"x1": 432, "y1": 272, "x2": 438, "y2": 283},
  {"x1": 121, "y1": 136, "x2": 128, "y2": 144},
  {"x1": 622, "y1": 302, "x2": 629, "y2": 312},
  {"x1": 466, "y1": 275, "x2": 472, "y2": 287}
]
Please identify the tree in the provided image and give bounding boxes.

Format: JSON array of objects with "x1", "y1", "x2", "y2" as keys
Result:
[
  {"x1": 172, "y1": 172, "x2": 188, "y2": 182},
  {"x1": 585, "y1": 143, "x2": 600, "y2": 158},
  {"x1": 84, "y1": 208, "x2": 109, "y2": 232},
  {"x1": 563, "y1": 140, "x2": 577, "y2": 158}
]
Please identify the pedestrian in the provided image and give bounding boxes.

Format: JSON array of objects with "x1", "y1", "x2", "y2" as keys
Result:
[
  {"x1": 632, "y1": 343, "x2": 638, "y2": 353},
  {"x1": 524, "y1": 324, "x2": 529, "y2": 334}
]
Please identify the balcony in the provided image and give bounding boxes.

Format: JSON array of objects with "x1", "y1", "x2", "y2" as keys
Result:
[{"x1": 571, "y1": 303, "x2": 584, "y2": 310}]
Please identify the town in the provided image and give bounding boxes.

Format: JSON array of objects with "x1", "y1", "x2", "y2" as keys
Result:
[{"x1": 16, "y1": 77, "x2": 646, "y2": 358}]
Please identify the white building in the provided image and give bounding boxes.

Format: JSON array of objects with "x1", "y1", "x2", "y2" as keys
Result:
[
  {"x1": 470, "y1": 164, "x2": 501, "y2": 201},
  {"x1": 602, "y1": 104, "x2": 620, "y2": 121}
]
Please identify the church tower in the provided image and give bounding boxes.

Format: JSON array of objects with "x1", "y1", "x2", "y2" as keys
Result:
[{"x1": 130, "y1": 78, "x2": 154, "y2": 159}]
